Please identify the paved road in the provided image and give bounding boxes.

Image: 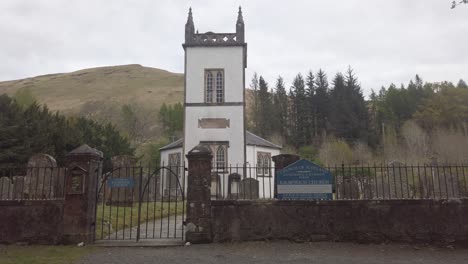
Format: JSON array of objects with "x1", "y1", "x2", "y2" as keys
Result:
[{"x1": 77, "y1": 241, "x2": 468, "y2": 264}]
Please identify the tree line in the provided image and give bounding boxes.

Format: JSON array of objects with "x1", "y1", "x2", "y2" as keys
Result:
[
  {"x1": 249, "y1": 68, "x2": 468, "y2": 163},
  {"x1": 0, "y1": 94, "x2": 134, "y2": 166},
  {"x1": 250, "y1": 67, "x2": 368, "y2": 146}
]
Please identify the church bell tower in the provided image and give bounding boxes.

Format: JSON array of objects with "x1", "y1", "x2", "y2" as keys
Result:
[{"x1": 182, "y1": 7, "x2": 247, "y2": 167}]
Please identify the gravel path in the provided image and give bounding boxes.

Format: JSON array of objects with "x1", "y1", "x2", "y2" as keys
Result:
[
  {"x1": 100, "y1": 215, "x2": 184, "y2": 240},
  {"x1": 77, "y1": 241, "x2": 468, "y2": 264}
]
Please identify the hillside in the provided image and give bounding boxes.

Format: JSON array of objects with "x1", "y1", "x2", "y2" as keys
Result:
[{"x1": 0, "y1": 64, "x2": 184, "y2": 113}]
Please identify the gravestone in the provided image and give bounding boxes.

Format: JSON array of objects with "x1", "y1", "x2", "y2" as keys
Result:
[
  {"x1": 277, "y1": 159, "x2": 332, "y2": 200},
  {"x1": 106, "y1": 155, "x2": 137, "y2": 206},
  {"x1": 227, "y1": 173, "x2": 241, "y2": 199},
  {"x1": 430, "y1": 166, "x2": 460, "y2": 198},
  {"x1": 0, "y1": 177, "x2": 13, "y2": 200},
  {"x1": 210, "y1": 173, "x2": 222, "y2": 199},
  {"x1": 12, "y1": 176, "x2": 25, "y2": 200},
  {"x1": 25, "y1": 154, "x2": 58, "y2": 199},
  {"x1": 387, "y1": 161, "x2": 412, "y2": 199},
  {"x1": 336, "y1": 176, "x2": 361, "y2": 200},
  {"x1": 239, "y1": 178, "x2": 259, "y2": 199}
]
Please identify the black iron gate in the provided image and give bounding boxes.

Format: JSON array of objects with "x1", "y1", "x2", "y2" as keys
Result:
[{"x1": 94, "y1": 165, "x2": 186, "y2": 241}]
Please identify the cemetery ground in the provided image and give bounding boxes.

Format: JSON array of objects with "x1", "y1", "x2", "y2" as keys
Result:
[{"x1": 95, "y1": 201, "x2": 184, "y2": 239}]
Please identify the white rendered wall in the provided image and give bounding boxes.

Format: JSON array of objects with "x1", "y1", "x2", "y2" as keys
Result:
[
  {"x1": 184, "y1": 106, "x2": 244, "y2": 165},
  {"x1": 185, "y1": 46, "x2": 244, "y2": 103},
  {"x1": 246, "y1": 145, "x2": 281, "y2": 198},
  {"x1": 159, "y1": 147, "x2": 185, "y2": 195},
  {"x1": 184, "y1": 46, "x2": 245, "y2": 166}
]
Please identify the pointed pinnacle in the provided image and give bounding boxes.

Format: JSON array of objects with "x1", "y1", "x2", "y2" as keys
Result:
[{"x1": 237, "y1": 6, "x2": 244, "y2": 24}]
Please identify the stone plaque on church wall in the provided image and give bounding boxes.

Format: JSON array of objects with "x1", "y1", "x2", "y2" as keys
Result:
[{"x1": 198, "y1": 118, "x2": 230, "y2": 129}]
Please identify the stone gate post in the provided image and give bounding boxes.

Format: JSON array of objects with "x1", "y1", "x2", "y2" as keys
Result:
[
  {"x1": 62, "y1": 144, "x2": 103, "y2": 244},
  {"x1": 185, "y1": 144, "x2": 213, "y2": 243},
  {"x1": 272, "y1": 154, "x2": 300, "y2": 198}
]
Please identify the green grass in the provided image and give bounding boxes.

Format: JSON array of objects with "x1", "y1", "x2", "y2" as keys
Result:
[
  {"x1": 0, "y1": 245, "x2": 94, "y2": 264},
  {"x1": 95, "y1": 201, "x2": 184, "y2": 239}
]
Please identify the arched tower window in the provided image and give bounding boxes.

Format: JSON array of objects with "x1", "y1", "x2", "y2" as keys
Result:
[
  {"x1": 216, "y1": 146, "x2": 226, "y2": 171},
  {"x1": 205, "y1": 69, "x2": 224, "y2": 103},
  {"x1": 216, "y1": 71, "x2": 224, "y2": 102},
  {"x1": 206, "y1": 72, "x2": 213, "y2": 103}
]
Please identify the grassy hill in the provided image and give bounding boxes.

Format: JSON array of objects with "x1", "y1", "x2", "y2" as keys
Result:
[
  {"x1": 0, "y1": 64, "x2": 184, "y2": 113},
  {"x1": 0, "y1": 64, "x2": 256, "y2": 149}
]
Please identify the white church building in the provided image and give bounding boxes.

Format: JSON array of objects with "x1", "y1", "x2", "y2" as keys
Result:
[{"x1": 160, "y1": 7, "x2": 281, "y2": 198}]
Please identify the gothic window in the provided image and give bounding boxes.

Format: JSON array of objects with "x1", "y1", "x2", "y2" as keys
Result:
[
  {"x1": 257, "y1": 152, "x2": 271, "y2": 177},
  {"x1": 205, "y1": 69, "x2": 224, "y2": 103},
  {"x1": 263, "y1": 155, "x2": 270, "y2": 176},
  {"x1": 168, "y1": 153, "x2": 181, "y2": 189},
  {"x1": 216, "y1": 146, "x2": 226, "y2": 171},
  {"x1": 216, "y1": 71, "x2": 224, "y2": 102},
  {"x1": 205, "y1": 72, "x2": 213, "y2": 103}
]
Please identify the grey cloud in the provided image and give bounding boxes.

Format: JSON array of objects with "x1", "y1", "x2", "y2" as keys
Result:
[{"x1": 0, "y1": 0, "x2": 466, "y2": 95}]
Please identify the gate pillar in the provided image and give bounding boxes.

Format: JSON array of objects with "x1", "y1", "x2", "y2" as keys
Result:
[
  {"x1": 272, "y1": 154, "x2": 300, "y2": 198},
  {"x1": 185, "y1": 144, "x2": 213, "y2": 243},
  {"x1": 62, "y1": 144, "x2": 103, "y2": 244}
]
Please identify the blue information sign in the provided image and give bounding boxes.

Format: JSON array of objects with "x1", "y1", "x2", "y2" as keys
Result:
[
  {"x1": 277, "y1": 159, "x2": 332, "y2": 200},
  {"x1": 107, "y1": 177, "x2": 135, "y2": 188}
]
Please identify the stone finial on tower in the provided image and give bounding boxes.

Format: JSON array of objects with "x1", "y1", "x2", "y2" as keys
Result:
[
  {"x1": 236, "y1": 6, "x2": 245, "y2": 43},
  {"x1": 185, "y1": 7, "x2": 195, "y2": 43}
]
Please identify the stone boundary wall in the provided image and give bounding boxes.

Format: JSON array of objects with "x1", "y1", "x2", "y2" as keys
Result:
[
  {"x1": 211, "y1": 199, "x2": 468, "y2": 244},
  {"x1": 0, "y1": 200, "x2": 64, "y2": 244}
]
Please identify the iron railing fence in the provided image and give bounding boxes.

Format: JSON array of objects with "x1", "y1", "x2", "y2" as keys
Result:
[
  {"x1": 0, "y1": 167, "x2": 67, "y2": 201},
  {"x1": 211, "y1": 164, "x2": 275, "y2": 200},
  {"x1": 2, "y1": 163, "x2": 466, "y2": 202},
  {"x1": 95, "y1": 164, "x2": 186, "y2": 241},
  {"x1": 327, "y1": 163, "x2": 468, "y2": 200},
  {"x1": 210, "y1": 163, "x2": 468, "y2": 200}
]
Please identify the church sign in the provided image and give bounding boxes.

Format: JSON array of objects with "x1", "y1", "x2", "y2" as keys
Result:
[
  {"x1": 277, "y1": 159, "x2": 333, "y2": 200},
  {"x1": 107, "y1": 177, "x2": 135, "y2": 188}
]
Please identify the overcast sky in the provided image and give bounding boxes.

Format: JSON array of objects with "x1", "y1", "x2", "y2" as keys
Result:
[{"x1": 1, "y1": 0, "x2": 467, "y2": 95}]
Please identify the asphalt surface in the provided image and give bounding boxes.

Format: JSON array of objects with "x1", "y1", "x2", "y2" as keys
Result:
[{"x1": 77, "y1": 241, "x2": 468, "y2": 264}]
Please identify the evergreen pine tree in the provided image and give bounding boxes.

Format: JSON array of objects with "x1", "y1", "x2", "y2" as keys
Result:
[
  {"x1": 305, "y1": 71, "x2": 317, "y2": 140},
  {"x1": 249, "y1": 73, "x2": 260, "y2": 134},
  {"x1": 273, "y1": 76, "x2": 288, "y2": 140},
  {"x1": 314, "y1": 69, "x2": 330, "y2": 139},
  {"x1": 457, "y1": 79, "x2": 468, "y2": 89},
  {"x1": 290, "y1": 73, "x2": 308, "y2": 147},
  {"x1": 329, "y1": 68, "x2": 368, "y2": 142},
  {"x1": 257, "y1": 76, "x2": 273, "y2": 138}
]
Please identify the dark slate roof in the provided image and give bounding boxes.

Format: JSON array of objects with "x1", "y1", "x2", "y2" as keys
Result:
[
  {"x1": 159, "y1": 131, "x2": 282, "y2": 151},
  {"x1": 245, "y1": 131, "x2": 282, "y2": 149},
  {"x1": 159, "y1": 138, "x2": 183, "y2": 151}
]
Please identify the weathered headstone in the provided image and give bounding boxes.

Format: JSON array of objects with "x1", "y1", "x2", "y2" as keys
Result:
[
  {"x1": 12, "y1": 176, "x2": 25, "y2": 200},
  {"x1": 0, "y1": 177, "x2": 13, "y2": 200},
  {"x1": 227, "y1": 173, "x2": 241, "y2": 199},
  {"x1": 210, "y1": 173, "x2": 222, "y2": 198},
  {"x1": 336, "y1": 176, "x2": 361, "y2": 200},
  {"x1": 239, "y1": 178, "x2": 259, "y2": 199},
  {"x1": 387, "y1": 161, "x2": 412, "y2": 199},
  {"x1": 25, "y1": 154, "x2": 58, "y2": 199},
  {"x1": 430, "y1": 166, "x2": 460, "y2": 198}
]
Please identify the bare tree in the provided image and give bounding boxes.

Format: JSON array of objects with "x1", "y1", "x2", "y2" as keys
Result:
[{"x1": 452, "y1": 0, "x2": 468, "y2": 9}]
